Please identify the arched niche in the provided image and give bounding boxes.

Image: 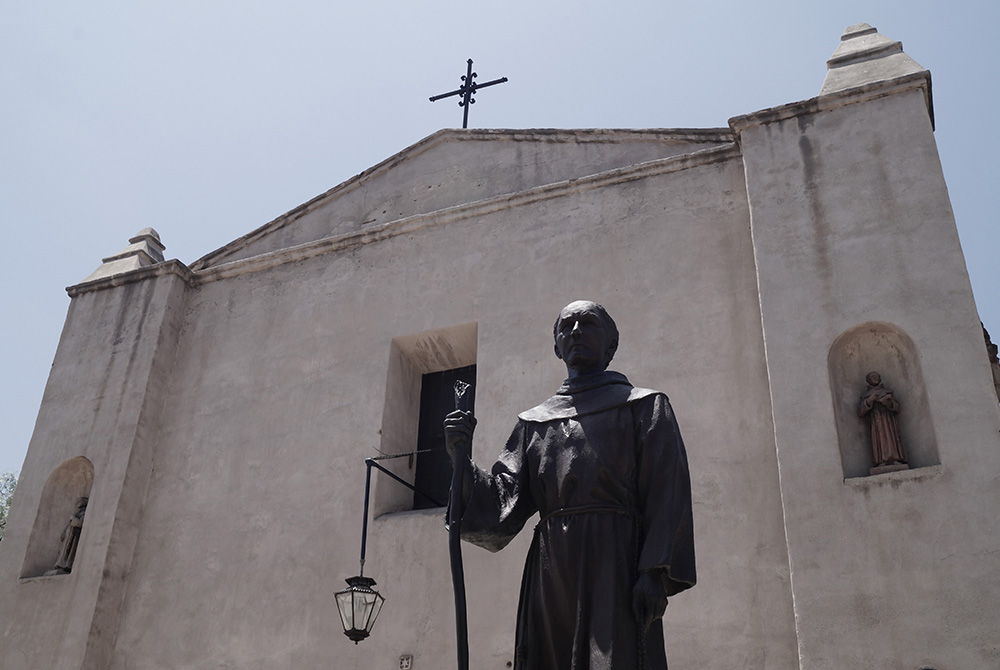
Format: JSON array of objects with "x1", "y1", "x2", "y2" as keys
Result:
[
  {"x1": 20, "y1": 457, "x2": 94, "y2": 579},
  {"x1": 828, "y1": 322, "x2": 939, "y2": 479}
]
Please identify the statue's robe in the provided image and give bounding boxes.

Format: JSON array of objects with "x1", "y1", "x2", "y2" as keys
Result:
[
  {"x1": 858, "y1": 385, "x2": 906, "y2": 466},
  {"x1": 54, "y1": 508, "x2": 85, "y2": 573},
  {"x1": 460, "y1": 371, "x2": 696, "y2": 670}
]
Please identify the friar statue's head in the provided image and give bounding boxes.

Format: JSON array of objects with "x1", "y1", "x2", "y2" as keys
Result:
[{"x1": 553, "y1": 300, "x2": 620, "y2": 378}]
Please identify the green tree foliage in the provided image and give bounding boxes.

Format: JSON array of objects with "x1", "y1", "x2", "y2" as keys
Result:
[{"x1": 0, "y1": 471, "x2": 18, "y2": 541}]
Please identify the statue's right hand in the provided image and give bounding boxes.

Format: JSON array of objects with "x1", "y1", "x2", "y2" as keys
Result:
[{"x1": 444, "y1": 410, "x2": 476, "y2": 461}]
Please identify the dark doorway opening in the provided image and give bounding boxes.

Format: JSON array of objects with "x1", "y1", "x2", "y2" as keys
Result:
[{"x1": 414, "y1": 365, "x2": 476, "y2": 509}]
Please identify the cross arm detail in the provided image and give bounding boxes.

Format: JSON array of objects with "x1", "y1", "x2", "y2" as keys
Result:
[{"x1": 429, "y1": 59, "x2": 508, "y2": 128}]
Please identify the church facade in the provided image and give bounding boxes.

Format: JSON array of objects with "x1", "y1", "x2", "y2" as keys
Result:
[{"x1": 1, "y1": 24, "x2": 998, "y2": 669}]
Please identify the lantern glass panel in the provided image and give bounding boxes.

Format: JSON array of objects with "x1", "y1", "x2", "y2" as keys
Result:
[
  {"x1": 354, "y1": 593, "x2": 373, "y2": 628},
  {"x1": 336, "y1": 589, "x2": 356, "y2": 630},
  {"x1": 367, "y1": 593, "x2": 385, "y2": 631}
]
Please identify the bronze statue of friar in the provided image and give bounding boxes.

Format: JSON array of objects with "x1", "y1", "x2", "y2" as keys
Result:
[{"x1": 445, "y1": 300, "x2": 696, "y2": 670}]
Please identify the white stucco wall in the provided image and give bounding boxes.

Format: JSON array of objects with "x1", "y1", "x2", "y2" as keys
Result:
[
  {"x1": 193, "y1": 128, "x2": 732, "y2": 269},
  {"x1": 0, "y1": 270, "x2": 187, "y2": 670},
  {"x1": 734, "y1": 76, "x2": 1000, "y2": 669},
  {"x1": 3, "y1": 29, "x2": 998, "y2": 669},
  {"x1": 96, "y1": 145, "x2": 797, "y2": 669}
]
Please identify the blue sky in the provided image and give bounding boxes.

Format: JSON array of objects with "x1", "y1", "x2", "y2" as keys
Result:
[{"x1": 2, "y1": 0, "x2": 997, "y2": 473}]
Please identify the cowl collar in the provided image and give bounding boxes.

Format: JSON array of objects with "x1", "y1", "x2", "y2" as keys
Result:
[
  {"x1": 519, "y1": 370, "x2": 657, "y2": 422},
  {"x1": 557, "y1": 370, "x2": 632, "y2": 395}
]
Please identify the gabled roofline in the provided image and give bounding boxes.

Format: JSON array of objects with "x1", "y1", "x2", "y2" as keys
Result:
[
  {"x1": 191, "y1": 141, "x2": 740, "y2": 285},
  {"x1": 190, "y1": 127, "x2": 732, "y2": 271},
  {"x1": 68, "y1": 140, "x2": 740, "y2": 297}
]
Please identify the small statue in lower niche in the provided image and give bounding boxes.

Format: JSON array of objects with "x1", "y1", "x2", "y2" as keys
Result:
[
  {"x1": 858, "y1": 372, "x2": 909, "y2": 475},
  {"x1": 45, "y1": 497, "x2": 88, "y2": 576}
]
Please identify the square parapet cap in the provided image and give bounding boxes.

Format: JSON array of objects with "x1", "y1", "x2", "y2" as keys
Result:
[
  {"x1": 821, "y1": 23, "x2": 927, "y2": 96},
  {"x1": 80, "y1": 228, "x2": 166, "y2": 283}
]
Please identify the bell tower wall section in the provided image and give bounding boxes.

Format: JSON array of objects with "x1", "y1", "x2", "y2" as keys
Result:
[
  {"x1": 733, "y1": 68, "x2": 1000, "y2": 668},
  {"x1": 0, "y1": 263, "x2": 190, "y2": 670}
]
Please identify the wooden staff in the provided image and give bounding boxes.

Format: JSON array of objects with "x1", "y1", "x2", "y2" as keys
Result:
[{"x1": 448, "y1": 381, "x2": 473, "y2": 670}]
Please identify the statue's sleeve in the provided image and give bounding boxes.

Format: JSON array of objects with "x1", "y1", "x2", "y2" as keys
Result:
[
  {"x1": 635, "y1": 394, "x2": 697, "y2": 596},
  {"x1": 858, "y1": 392, "x2": 873, "y2": 417},
  {"x1": 455, "y1": 420, "x2": 537, "y2": 553}
]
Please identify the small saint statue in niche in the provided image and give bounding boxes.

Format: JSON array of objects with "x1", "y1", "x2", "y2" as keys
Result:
[
  {"x1": 45, "y1": 497, "x2": 88, "y2": 576},
  {"x1": 858, "y1": 371, "x2": 909, "y2": 475}
]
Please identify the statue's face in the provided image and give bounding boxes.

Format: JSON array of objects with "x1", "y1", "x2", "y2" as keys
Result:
[
  {"x1": 866, "y1": 371, "x2": 882, "y2": 386},
  {"x1": 554, "y1": 301, "x2": 617, "y2": 376}
]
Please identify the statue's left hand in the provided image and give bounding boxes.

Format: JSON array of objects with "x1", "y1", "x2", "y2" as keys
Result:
[{"x1": 632, "y1": 570, "x2": 668, "y2": 631}]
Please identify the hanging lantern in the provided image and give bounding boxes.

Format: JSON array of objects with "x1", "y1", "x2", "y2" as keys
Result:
[{"x1": 335, "y1": 575, "x2": 385, "y2": 643}]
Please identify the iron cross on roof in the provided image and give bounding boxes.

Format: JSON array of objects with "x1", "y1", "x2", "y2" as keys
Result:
[{"x1": 429, "y1": 59, "x2": 508, "y2": 129}]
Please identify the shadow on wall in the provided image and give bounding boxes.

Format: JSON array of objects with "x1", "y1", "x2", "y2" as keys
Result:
[
  {"x1": 828, "y1": 322, "x2": 940, "y2": 479},
  {"x1": 20, "y1": 457, "x2": 94, "y2": 579}
]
